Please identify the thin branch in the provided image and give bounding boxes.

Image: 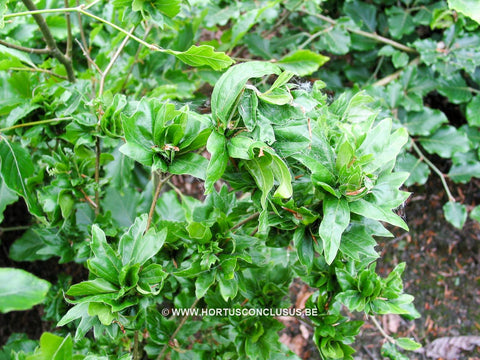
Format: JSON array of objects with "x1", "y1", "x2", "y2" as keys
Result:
[
  {"x1": 120, "y1": 24, "x2": 152, "y2": 92},
  {"x1": 146, "y1": 173, "x2": 174, "y2": 231},
  {"x1": 78, "y1": 187, "x2": 98, "y2": 209},
  {"x1": 369, "y1": 315, "x2": 395, "y2": 343},
  {"x1": 76, "y1": 0, "x2": 90, "y2": 70},
  {"x1": 94, "y1": 137, "x2": 101, "y2": 215},
  {"x1": 298, "y1": 26, "x2": 333, "y2": 49},
  {"x1": 75, "y1": 38, "x2": 102, "y2": 74},
  {"x1": 20, "y1": 0, "x2": 76, "y2": 82},
  {"x1": 230, "y1": 212, "x2": 260, "y2": 231},
  {"x1": 0, "y1": 225, "x2": 31, "y2": 232},
  {"x1": 309, "y1": 12, "x2": 418, "y2": 54},
  {"x1": 372, "y1": 57, "x2": 420, "y2": 87},
  {"x1": 99, "y1": 26, "x2": 136, "y2": 96},
  {"x1": 411, "y1": 139, "x2": 456, "y2": 202},
  {"x1": 64, "y1": 0, "x2": 73, "y2": 59},
  {"x1": 0, "y1": 117, "x2": 72, "y2": 133},
  {"x1": 7, "y1": 67, "x2": 69, "y2": 80},
  {"x1": 156, "y1": 298, "x2": 200, "y2": 360},
  {"x1": 0, "y1": 39, "x2": 51, "y2": 54}
]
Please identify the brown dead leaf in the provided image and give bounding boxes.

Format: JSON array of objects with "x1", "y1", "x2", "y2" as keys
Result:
[{"x1": 425, "y1": 336, "x2": 480, "y2": 359}]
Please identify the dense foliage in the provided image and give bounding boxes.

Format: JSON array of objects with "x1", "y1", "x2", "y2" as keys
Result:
[{"x1": 0, "y1": 0, "x2": 479, "y2": 359}]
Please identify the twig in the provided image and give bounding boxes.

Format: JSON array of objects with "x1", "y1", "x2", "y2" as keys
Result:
[
  {"x1": 372, "y1": 57, "x2": 420, "y2": 87},
  {"x1": 21, "y1": 0, "x2": 76, "y2": 82},
  {"x1": 0, "y1": 39, "x2": 51, "y2": 54},
  {"x1": 94, "y1": 137, "x2": 101, "y2": 215},
  {"x1": 78, "y1": 187, "x2": 98, "y2": 209},
  {"x1": 298, "y1": 27, "x2": 333, "y2": 49},
  {"x1": 411, "y1": 139, "x2": 456, "y2": 202},
  {"x1": 369, "y1": 315, "x2": 395, "y2": 343},
  {"x1": 64, "y1": 0, "x2": 72, "y2": 59},
  {"x1": 309, "y1": 12, "x2": 418, "y2": 54},
  {"x1": 7, "y1": 67, "x2": 68, "y2": 80},
  {"x1": 0, "y1": 225, "x2": 31, "y2": 232},
  {"x1": 76, "y1": 0, "x2": 90, "y2": 69},
  {"x1": 146, "y1": 173, "x2": 174, "y2": 231},
  {"x1": 120, "y1": 24, "x2": 152, "y2": 92},
  {"x1": 156, "y1": 298, "x2": 200, "y2": 360},
  {"x1": 99, "y1": 26, "x2": 136, "y2": 96},
  {"x1": 230, "y1": 212, "x2": 260, "y2": 231},
  {"x1": 0, "y1": 117, "x2": 72, "y2": 133},
  {"x1": 75, "y1": 39, "x2": 102, "y2": 74}
]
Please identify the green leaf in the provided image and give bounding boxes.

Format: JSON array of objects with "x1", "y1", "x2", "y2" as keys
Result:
[
  {"x1": 443, "y1": 201, "x2": 467, "y2": 229},
  {"x1": 466, "y1": 96, "x2": 480, "y2": 127},
  {"x1": 88, "y1": 302, "x2": 115, "y2": 326},
  {"x1": 395, "y1": 153, "x2": 430, "y2": 186},
  {"x1": 419, "y1": 126, "x2": 470, "y2": 158},
  {"x1": 152, "y1": 0, "x2": 181, "y2": 18},
  {"x1": 381, "y1": 342, "x2": 410, "y2": 360},
  {"x1": 211, "y1": 61, "x2": 281, "y2": 127},
  {"x1": 118, "y1": 214, "x2": 167, "y2": 266},
  {"x1": 218, "y1": 273, "x2": 238, "y2": 302},
  {"x1": 87, "y1": 225, "x2": 122, "y2": 285},
  {"x1": 350, "y1": 199, "x2": 408, "y2": 230},
  {"x1": 317, "y1": 25, "x2": 351, "y2": 55},
  {"x1": 165, "y1": 45, "x2": 234, "y2": 71},
  {"x1": 205, "y1": 131, "x2": 228, "y2": 194},
  {"x1": 0, "y1": 136, "x2": 43, "y2": 218},
  {"x1": 392, "y1": 51, "x2": 409, "y2": 68},
  {"x1": 278, "y1": 50, "x2": 329, "y2": 76},
  {"x1": 403, "y1": 108, "x2": 448, "y2": 136},
  {"x1": 0, "y1": 268, "x2": 51, "y2": 313},
  {"x1": 244, "y1": 155, "x2": 274, "y2": 210},
  {"x1": 386, "y1": 6, "x2": 415, "y2": 39},
  {"x1": 26, "y1": 333, "x2": 73, "y2": 360},
  {"x1": 447, "y1": 0, "x2": 480, "y2": 24},
  {"x1": 396, "y1": 337, "x2": 422, "y2": 351},
  {"x1": 293, "y1": 227, "x2": 314, "y2": 272},
  {"x1": 0, "y1": 174, "x2": 18, "y2": 223},
  {"x1": 319, "y1": 196, "x2": 350, "y2": 264},
  {"x1": 195, "y1": 270, "x2": 216, "y2": 298},
  {"x1": 438, "y1": 74, "x2": 473, "y2": 104},
  {"x1": 0, "y1": 0, "x2": 6, "y2": 29},
  {"x1": 66, "y1": 278, "x2": 118, "y2": 297},
  {"x1": 357, "y1": 119, "x2": 409, "y2": 173},
  {"x1": 470, "y1": 205, "x2": 480, "y2": 222},
  {"x1": 169, "y1": 152, "x2": 208, "y2": 179}
]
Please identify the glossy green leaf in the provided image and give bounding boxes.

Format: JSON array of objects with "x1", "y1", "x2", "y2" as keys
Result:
[
  {"x1": 350, "y1": 199, "x2": 408, "y2": 230},
  {"x1": 66, "y1": 278, "x2": 118, "y2": 297},
  {"x1": 278, "y1": 50, "x2": 329, "y2": 76},
  {"x1": 211, "y1": 61, "x2": 281, "y2": 127},
  {"x1": 386, "y1": 6, "x2": 415, "y2": 39},
  {"x1": 395, "y1": 153, "x2": 430, "y2": 186},
  {"x1": 0, "y1": 174, "x2": 17, "y2": 223},
  {"x1": 443, "y1": 201, "x2": 467, "y2": 229},
  {"x1": 419, "y1": 126, "x2": 470, "y2": 158},
  {"x1": 0, "y1": 136, "x2": 43, "y2": 217},
  {"x1": 396, "y1": 337, "x2": 422, "y2": 351},
  {"x1": 169, "y1": 152, "x2": 208, "y2": 180},
  {"x1": 88, "y1": 302, "x2": 115, "y2": 326},
  {"x1": 470, "y1": 205, "x2": 480, "y2": 222},
  {"x1": 466, "y1": 96, "x2": 480, "y2": 127},
  {"x1": 317, "y1": 26, "x2": 351, "y2": 55},
  {"x1": 205, "y1": 131, "x2": 228, "y2": 194},
  {"x1": 447, "y1": 0, "x2": 480, "y2": 24},
  {"x1": 319, "y1": 196, "x2": 350, "y2": 264},
  {"x1": 293, "y1": 227, "x2": 314, "y2": 272},
  {"x1": 244, "y1": 155, "x2": 274, "y2": 210},
  {"x1": 87, "y1": 225, "x2": 122, "y2": 285},
  {"x1": 165, "y1": 45, "x2": 234, "y2": 71},
  {"x1": 0, "y1": 268, "x2": 51, "y2": 313},
  {"x1": 118, "y1": 214, "x2": 167, "y2": 266},
  {"x1": 403, "y1": 108, "x2": 448, "y2": 136},
  {"x1": 438, "y1": 74, "x2": 473, "y2": 104},
  {"x1": 25, "y1": 333, "x2": 73, "y2": 360}
]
